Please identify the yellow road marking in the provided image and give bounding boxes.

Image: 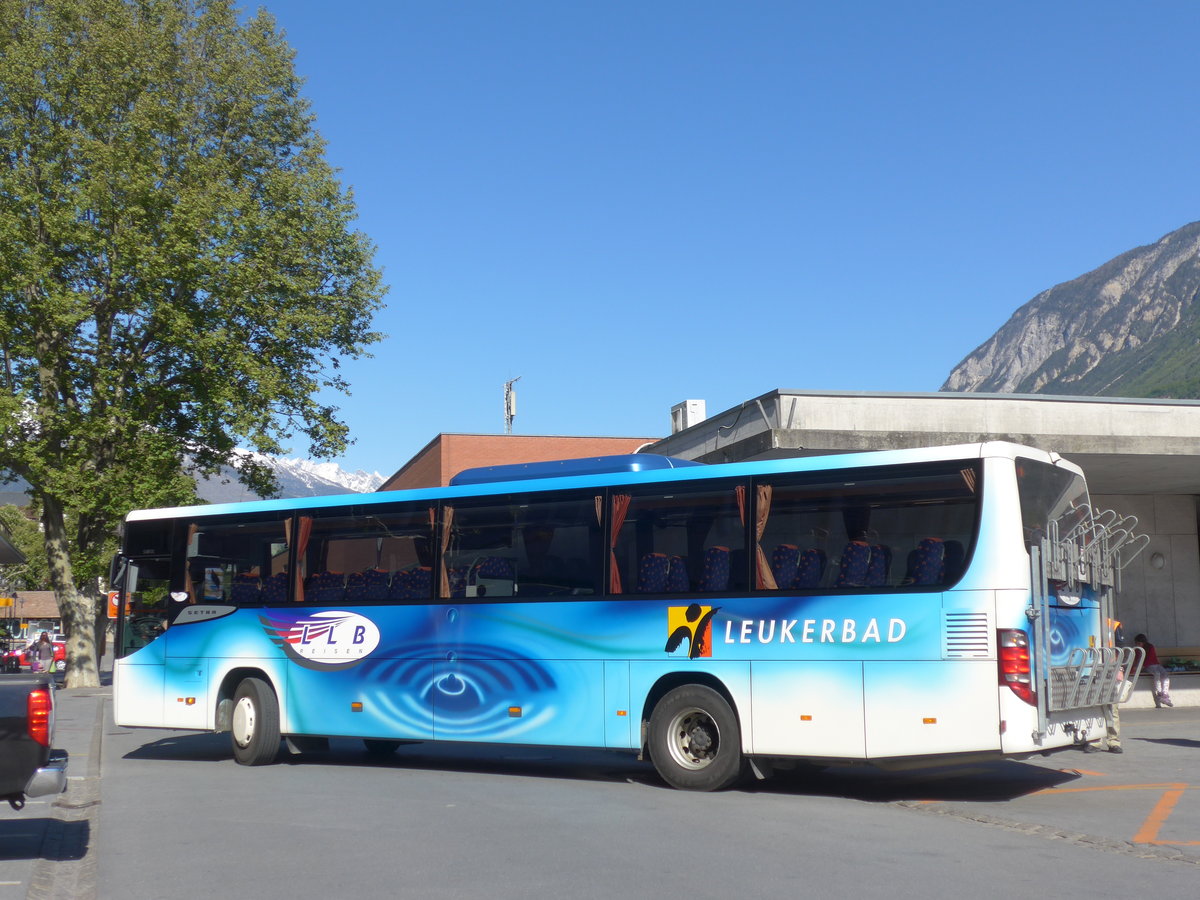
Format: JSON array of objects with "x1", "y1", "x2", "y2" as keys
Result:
[
  {"x1": 1032, "y1": 781, "x2": 1197, "y2": 846},
  {"x1": 1133, "y1": 785, "x2": 1193, "y2": 845}
]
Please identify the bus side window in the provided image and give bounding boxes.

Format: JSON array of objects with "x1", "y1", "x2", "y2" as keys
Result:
[
  {"x1": 185, "y1": 516, "x2": 290, "y2": 605},
  {"x1": 298, "y1": 505, "x2": 435, "y2": 604},
  {"x1": 757, "y1": 462, "x2": 979, "y2": 592},
  {"x1": 611, "y1": 485, "x2": 746, "y2": 595},
  {"x1": 439, "y1": 495, "x2": 603, "y2": 600}
]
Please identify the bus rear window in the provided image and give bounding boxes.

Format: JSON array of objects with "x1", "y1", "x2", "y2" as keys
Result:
[{"x1": 1015, "y1": 459, "x2": 1091, "y2": 549}]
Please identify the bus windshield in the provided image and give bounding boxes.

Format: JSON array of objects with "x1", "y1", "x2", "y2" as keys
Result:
[{"x1": 119, "y1": 557, "x2": 173, "y2": 655}]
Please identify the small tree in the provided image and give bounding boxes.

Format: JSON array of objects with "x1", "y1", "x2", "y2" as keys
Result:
[{"x1": 0, "y1": 0, "x2": 386, "y2": 686}]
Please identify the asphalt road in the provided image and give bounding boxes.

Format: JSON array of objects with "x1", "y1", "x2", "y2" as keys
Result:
[{"x1": 2, "y1": 686, "x2": 1198, "y2": 899}]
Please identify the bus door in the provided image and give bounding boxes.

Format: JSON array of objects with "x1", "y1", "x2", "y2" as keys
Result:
[
  {"x1": 433, "y1": 495, "x2": 608, "y2": 747},
  {"x1": 112, "y1": 555, "x2": 175, "y2": 727},
  {"x1": 433, "y1": 599, "x2": 607, "y2": 748}
]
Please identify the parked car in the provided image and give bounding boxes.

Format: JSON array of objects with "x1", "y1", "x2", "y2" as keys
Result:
[{"x1": 2, "y1": 636, "x2": 66, "y2": 672}]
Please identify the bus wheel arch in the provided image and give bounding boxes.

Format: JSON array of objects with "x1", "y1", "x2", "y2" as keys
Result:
[
  {"x1": 215, "y1": 667, "x2": 274, "y2": 731},
  {"x1": 643, "y1": 675, "x2": 745, "y2": 791},
  {"x1": 228, "y1": 674, "x2": 281, "y2": 766}
]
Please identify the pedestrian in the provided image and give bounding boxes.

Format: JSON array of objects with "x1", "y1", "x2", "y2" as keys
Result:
[
  {"x1": 35, "y1": 631, "x2": 54, "y2": 674},
  {"x1": 1135, "y1": 633, "x2": 1172, "y2": 708},
  {"x1": 1089, "y1": 616, "x2": 1124, "y2": 753}
]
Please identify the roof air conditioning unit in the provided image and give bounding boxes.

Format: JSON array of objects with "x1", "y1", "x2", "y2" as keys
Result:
[{"x1": 671, "y1": 400, "x2": 706, "y2": 434}]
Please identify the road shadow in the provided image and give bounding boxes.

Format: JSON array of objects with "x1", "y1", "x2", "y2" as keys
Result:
[
  {"x1": 122, "y1": 732, "x2": 657, "y2": 783},
  {"x1": 0, "y1": 818, "x2": 89, "y2": 862},
  {"x1": 289, "y1": 738, "x2": 656, "y2": 785},
  {"x1": 1131, "y1": 736, "x2": 1200, "y2": 749},
  {"x1": 120, "y1": 731, "x2": 233, "y2": 763},
  {"x1": 749, "y1": 759, "x2": 1083, "y2": 802},
  {"x1": 118, "y1": 730, "x2": 1084, "y2": 800}
]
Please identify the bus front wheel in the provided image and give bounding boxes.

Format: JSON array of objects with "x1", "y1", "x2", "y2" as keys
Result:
[
  {"x1": 230, "y1": 677, "x2": 281, "y2": 766},
  {"x1": 648, "y1": 685, "x2": 744, "y2": 791}
]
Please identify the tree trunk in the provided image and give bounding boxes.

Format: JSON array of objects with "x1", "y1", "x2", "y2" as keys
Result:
[{"x1": 41, "y1": 496, "x2": 100, "y2": 688}]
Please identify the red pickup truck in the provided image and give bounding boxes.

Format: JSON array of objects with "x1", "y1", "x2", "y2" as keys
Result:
[{"x1": 0, "y1": 675, "x2": 69, "y2": 809}]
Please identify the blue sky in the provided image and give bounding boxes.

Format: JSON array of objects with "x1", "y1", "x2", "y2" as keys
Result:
[{"x1": 255, "y1": 1, "x2": 1200, "y2": 477}]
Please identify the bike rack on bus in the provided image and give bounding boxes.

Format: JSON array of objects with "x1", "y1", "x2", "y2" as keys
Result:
[{"x1": 1027, "y1": 505, "x2": 1149, "y2": 744}]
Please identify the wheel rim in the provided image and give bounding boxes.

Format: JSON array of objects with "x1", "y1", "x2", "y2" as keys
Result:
[
  {"x1": 232, "y1": 695, "x2": 256, "y2": 748},
  {"x1": 666, "y1": 706, "x2": 719, "y2": 770}
]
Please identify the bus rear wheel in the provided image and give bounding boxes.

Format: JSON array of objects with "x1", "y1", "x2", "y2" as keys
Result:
[
  {"x1": 648, "y1": 684, "x2": 744, "y2": 791},
  {"x1": 230, "y1": 677, "x2": 281, "y2": 766}
]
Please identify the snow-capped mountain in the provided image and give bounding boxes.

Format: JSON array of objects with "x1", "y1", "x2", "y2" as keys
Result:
[
  {"x1": 195, "y1": 454, "x2": 386, "y2": 504},
  {"x1": 262, "y1": 456, "x2": 386, "y2": 495},
  {"x1": 3, "y1": 455, "x2": 387, "y2": 508}
]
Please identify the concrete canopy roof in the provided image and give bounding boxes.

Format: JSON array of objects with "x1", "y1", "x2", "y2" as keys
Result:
[{"x1": 647, "y1": 390, "x2": 1200, "y2": 496}]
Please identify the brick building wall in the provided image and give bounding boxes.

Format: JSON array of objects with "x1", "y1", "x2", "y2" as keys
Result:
[{"x1": 381, "y1": 434, "x2": 660, "y2": 491}]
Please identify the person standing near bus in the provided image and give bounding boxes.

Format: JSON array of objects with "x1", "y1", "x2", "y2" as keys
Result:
[
  {"x1": 1091, "y1": 617, "x2": 1124, "y2": 753},
  {"x1": 34, "y1": 632, "x2": 54, "y2": 674},
  {"x1": 1135, "y1": 633, "x2": 1172, "y2": 708}
]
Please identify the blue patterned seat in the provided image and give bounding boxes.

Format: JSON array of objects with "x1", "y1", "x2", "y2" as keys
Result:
[
  {"x1": 405, "y1": 566, "x2": 432, "y2": 600},
  {"x1": 230, "y1": 573, "x2": 261, "y2": 604},
  {"x1": 388, "y1": 569, "x2": 412, "y2": 600},
  {"x1": 473, "y1": 557, "x2": 515, "y2": 581},
  {"x1": 666, "y1": 556, "x2": 690, "y2": 592},
  {"x1": 260, "y1": 571, "x2": 288, "y2": 604},
  {"x1": 307, "y1": 571, "x2": 345, "y2": 604},
  {"x1": 836, "y1": 541, "x2": 872, "y2": 587},
  {"x1": 865, "y1": 544, "x2": 892, "y2": 586},
  {"x1": 362, "y1": 568, "x2": 390, "y2": 601},
  {"x1": 637, "y1": 552, "x2": 670, "y2": 593},
  {"x1": 699, "y1": 546, "x2": 731, "y2": 592},
  {"x1": 794, "y1": 549, "x2": 826, "y2": 588},
  {"x1": 771, "y1": 544, "x2": 800, "y2": 588},
  {"x1": 909, "y1": 538, "x2": 946, "y2": 585}
]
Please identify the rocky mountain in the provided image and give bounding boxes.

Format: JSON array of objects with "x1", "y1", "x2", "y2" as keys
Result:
[
  {"x1": 942, "y1": 221, "x2": 1200, "y2": 397},
  {"x1": 194, "y1": 455, "x2": 386, "y2": 504}
]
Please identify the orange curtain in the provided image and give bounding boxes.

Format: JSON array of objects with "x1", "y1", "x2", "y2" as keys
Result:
[
  {"x1": 185, "y1": 523, "x2": 198, "y2": 603},
  {"x1": 609, "y1": 494, "x2": 632, "y2": 594},
  {"x1": 293, "y1": 516, "x2": 312, "y2": 602},
  {"x1": 439, "y1": 506, "x2": 455, "y2": 597},
  {"x1": 754, "y1": 484, "x2": 777, "y2": 590}
]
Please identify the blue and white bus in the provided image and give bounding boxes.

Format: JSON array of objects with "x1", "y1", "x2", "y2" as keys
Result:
[{"x1": 112, "y1": 442, "x2": 1144, "y2": 790}]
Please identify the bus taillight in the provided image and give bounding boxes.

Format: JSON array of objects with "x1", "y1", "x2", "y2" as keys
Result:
[
  {"x1": 998, "y1": 629, "x2": 1036, "y2": 706},
  {"x1": 28, "y1": 687, "x2": 53, "y2": 747}
]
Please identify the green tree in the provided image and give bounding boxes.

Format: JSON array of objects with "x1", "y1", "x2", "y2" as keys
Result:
[
  {"x1": 0, "y1": 0, "x2": 386, "y2": 687},
  {"x1": 0, "y1": 504, "x2": 49, "y2": 590}
]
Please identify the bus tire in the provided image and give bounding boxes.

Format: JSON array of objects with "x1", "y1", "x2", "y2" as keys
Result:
[
  {"x1": 230, "y1": 677, "x2": 281, "y2": 766},
  {"x1": 648, "y1": 684, "x2": 744, "y2": 791}
]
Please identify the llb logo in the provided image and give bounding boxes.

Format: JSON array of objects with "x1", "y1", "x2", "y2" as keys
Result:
[
  {"x1": 665, "y1": 604, "x2": 720, "y2": 659},
  {"x1": 260, "y1": 611, "x2": 380, "y2": 670}
]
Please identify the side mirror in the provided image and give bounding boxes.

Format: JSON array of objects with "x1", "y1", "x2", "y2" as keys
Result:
[{"x1": 109, "y1": 554, "x2": 127, "y2": 590}]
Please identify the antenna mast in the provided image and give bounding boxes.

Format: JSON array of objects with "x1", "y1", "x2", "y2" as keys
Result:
[{"x1": 504, "y1": 377, "x2": 521, "y2": 434}]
